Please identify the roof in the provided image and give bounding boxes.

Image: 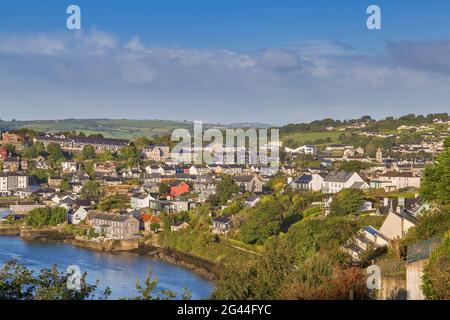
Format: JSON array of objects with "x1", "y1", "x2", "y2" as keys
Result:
[
  {"x1": 350, "y1": 181, "x2": 367, "y2": 189},
  {"x1": 324, "y1": 171, "x2": 355, "y2": 183},
  {"x1": 213, "y1": 215, "x2": 232, "y2": 224},
  {"x1": 380, "y1": 171, "x2": 415, "y2": 178},
  {"x1": 404, "y1": 197, "x2": 425, "y2": 213},
  {"x1": 35, "y1": 135, "x2": 129, "y2": 147},
  {"x1": 293, "y1": 174, "x2": 313, "y2": 184},
  {"x1": 91, "y1": 213, "x2": 133, "y2": 222},
  {"x1": 234, "y1": 175, "x2": 256, "y2": 183},
  {"x1": 140, "y1": 213, "x2": 162, "y2": 224}
]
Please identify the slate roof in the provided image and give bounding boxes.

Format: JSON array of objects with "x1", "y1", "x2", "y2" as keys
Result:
[
  {"x1": 91, "y1": 213, "x2": 131, "y2": 222},
  {"x1": 293, "y1": 174, "x2": 313, "y2": 184},
  {"x1": 324, "y1": 171, "x2": 355, "y2": 183},
  {"x1": 213, "y1": 215, "x2": 232, "y2": 224}
]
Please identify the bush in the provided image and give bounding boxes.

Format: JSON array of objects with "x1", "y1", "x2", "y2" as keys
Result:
[
  {"x1": 422, "y1": 231, "x2": 450, "y2": 300},
  {"x1": 25, "y1": 207, "x2": 67, "y2": 228},
  {"x1": 240, "y1": 199, "x2": 284, "y2": 244},
  {"x1": 402, "y1": 208, "x2": 450, "y2": 246},
  {"x1": 330, "y1": 189, "x2": 365, "y2": 216}
]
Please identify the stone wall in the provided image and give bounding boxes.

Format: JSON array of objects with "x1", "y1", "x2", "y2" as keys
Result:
[{"x1": 10, "y1": 204, "x2": 46, "y2": 214}]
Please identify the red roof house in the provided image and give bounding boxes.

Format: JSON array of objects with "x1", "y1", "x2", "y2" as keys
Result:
[{"x1": 169, "y1": 181, "x2": 190, "y2": 197}]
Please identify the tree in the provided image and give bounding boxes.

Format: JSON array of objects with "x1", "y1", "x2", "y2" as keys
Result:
[
  {"x1": 59, "y1": 179, "x2": 71, "y2": 192},
  {"x1": 338, "y1": 161, "x2": 369, "y2": 172},
  {"x1": 421, "y1": 148, "x2": 450, "y2": 205},
  {"x1": 422, "y1": 231, "x2": 450, "y2": 300},
  {"x1": 330, "y1": 189, "x2": 365, "y2": 216},
  {"x1": 46, "y1": 142, "x2": 64, "y2": 163},
  {"x1": 134, "y1": 136, "x2": 151, "y2": 149},
  {"x1": 240, "y1": 199, "x2": 284, "y2": 244},
  {"x1": 402, "y1": 208, "x2": 450, "y2": 246},
  {"x1": 132, "y1": 268, "x2": 190, "y2": 300},
  {"x1": 25, "y1": 207, "x2": 67, "y2": 228},
  {"x1": 159, "y1": 183, "x2": 170, "y2": 195},
  {"x1": 213, "y1": 239, "x2": 296, "y2": 300},
  {"x1": 0, "y1": 260, "x2": 110, "y2": 300},
  {"x1": 82, "y1": 145, "x2": 96, "y2": 160},
  {"x1": 120, "y1": 145, "x2": 139, "y2": 164},
  {"x1": 81, "y1": 180, "x2": 101, "y2": 200},
  {"x1": 98, "y1": 194, "x2": 130, "y2": 212},
  {"x1": 215, "y1": 175, "x2": 239, "y2": 205}
]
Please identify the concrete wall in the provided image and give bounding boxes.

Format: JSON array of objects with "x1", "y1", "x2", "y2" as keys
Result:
[{"x1": 406, "y1": 259, "x2": 427, "y2": 300}]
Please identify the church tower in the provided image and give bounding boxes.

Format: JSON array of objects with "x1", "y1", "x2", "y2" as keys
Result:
[{"x1": 376, "y1": 147, "x2": 383, "y2": 163}]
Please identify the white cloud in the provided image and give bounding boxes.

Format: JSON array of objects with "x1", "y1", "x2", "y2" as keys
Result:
[{"x1": 1, "y1": 29, "x2": 450, "y2": 123}]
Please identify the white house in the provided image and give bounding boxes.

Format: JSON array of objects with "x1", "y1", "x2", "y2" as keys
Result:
[
  {"x1": 290, "y1": 173, "x2": 324, "y2": 192},
  {"x1": 61, "y1": 161, "x2": 79, "y2": 174},
  {"x1": 321, "y1": 171, "x2": 366, "y2": 194},
  {"x1": 68, "y1": 207, "x2": 89, "y2": 225},
  {"x1": 377, "y1": 172, "x2": 421, "y2": 190},
  {"x1": 130, "y1": 194, "x2": 156, "y2": 209},
  {"x1": 285, "y1": 145, "x2": 316, "y2": 155}
]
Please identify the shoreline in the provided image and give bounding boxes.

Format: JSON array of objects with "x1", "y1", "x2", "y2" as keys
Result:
[{"x1": 0, "y1": 227, "x2": 219, "y2": 282}]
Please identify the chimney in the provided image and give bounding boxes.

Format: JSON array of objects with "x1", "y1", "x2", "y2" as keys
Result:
[{"x1": 398, "y1": 197, "x2": 405, "y2": 210}]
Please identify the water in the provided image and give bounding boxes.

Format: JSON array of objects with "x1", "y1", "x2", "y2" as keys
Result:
[{"x1": 0, "y1": 235, "x2": 214, "y2": 300}]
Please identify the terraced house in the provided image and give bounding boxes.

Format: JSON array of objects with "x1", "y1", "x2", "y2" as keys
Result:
[
  {"x1": 0, "y1": 173, "x2": 29, "y2": 194},
  {"x1": 90, "y1": 213, "x2": 140, "y2": 240},
  {"x1": 34, "y1": 135, "x2": 130, "y2": 153}
]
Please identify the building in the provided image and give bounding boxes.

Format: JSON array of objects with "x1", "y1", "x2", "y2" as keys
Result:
[
  {"x1": 376, "y1": 147, "x2": 383, "y2": 163},
  {"x1": 48, "y1": 176, "x2": 63, "y2": 188},
  {"x1": 169, "y1": 181, "x2": 190, "y2": 197},
  {"x1": 90, "y1": 213, "x2": 140, "y2": 240},
  {"x1": 94, "y1": 161, "x2": 117, "y2": 177},
  {"x1": 321, "y1": 171, "x2": 366, "y2": 194},
  {"x1": 171, "y1": 221, "x2": 191, "y2": 232},
  {"x1": 285, "y1": 145, "x2": 316, "y2": 155},
  {"x1": 291, "y1": 173, "x2": 324, "y2": 192},
  {"x1": 0, "y1": 173, "x2": 29, "y2": 194},
  {"x1": 62, "y1": 161, "x2": 80, "y2": 173},
  {"x1": 130, "y1": 193, "x2": 156, "y2": 209},
  {"x1": 68, "y1": 207, "x2": 89, "y2": 225},
  {"x1": 212, "y1": 215, "x2": 233, "y2": 234},
  {"x1": 141, "y1": 145, "x2": 170, "y2": 162},
  {"x1": 0, "y1": 147, "x2": 7, "y2": 160},
  {"x1": 0, "y1": 132, "x2": 26, "y2": 149},
  {"x1": 234, "y1": 175, "x2": 263, "y2": 193},
  {"x1": 245, "y1": 196, "x2": 260, "y2": 207},
  {"x1": 377, "y1": 172, "x2": 421, "y2": 190},
  {"x1": 2, "y1": 157, "x2": 20, "y2": 172},
  {"x1": 34, "y1": 135, "x2": 130, "y2": 153},
  {"x1": 140, "y1": 213, "x2": 163, "y2": 233}
]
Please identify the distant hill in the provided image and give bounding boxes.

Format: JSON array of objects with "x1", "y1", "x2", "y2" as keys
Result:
[
  {"x1": 0, "y1": 119, "x2": 197, "y2": 139},
  {"x1": 0, "y1": 118, "x2": 275, "y2": 139}
]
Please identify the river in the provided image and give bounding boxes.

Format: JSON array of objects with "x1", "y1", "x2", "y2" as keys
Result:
[{"x1": 0, "y1": 208, "x2": 214, "y2": 300}]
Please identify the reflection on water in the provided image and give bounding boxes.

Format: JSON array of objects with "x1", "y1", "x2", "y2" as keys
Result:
[{"x1": 0, "y1": 235, "x2": 214, "y2": 300}]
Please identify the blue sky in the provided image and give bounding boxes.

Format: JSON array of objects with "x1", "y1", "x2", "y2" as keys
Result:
[{"x1": 0, "y1": 0, "x2": 450, "y2": 124}]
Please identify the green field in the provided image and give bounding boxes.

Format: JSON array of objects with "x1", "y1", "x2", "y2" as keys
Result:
[
  {"x1": 282, "y1": 131, "x2": 341, "y2": 145},
  {"x1": 0, "y1": 119, "x2": 197, "y2": 139}
]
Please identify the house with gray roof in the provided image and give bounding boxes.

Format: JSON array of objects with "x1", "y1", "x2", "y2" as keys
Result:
[
  {"x1": 321, "y1": 171, "x2": 365, "y2": 194},
  {"x1": 90, "y1": 213, "x2": 140, "y2": 240}
]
